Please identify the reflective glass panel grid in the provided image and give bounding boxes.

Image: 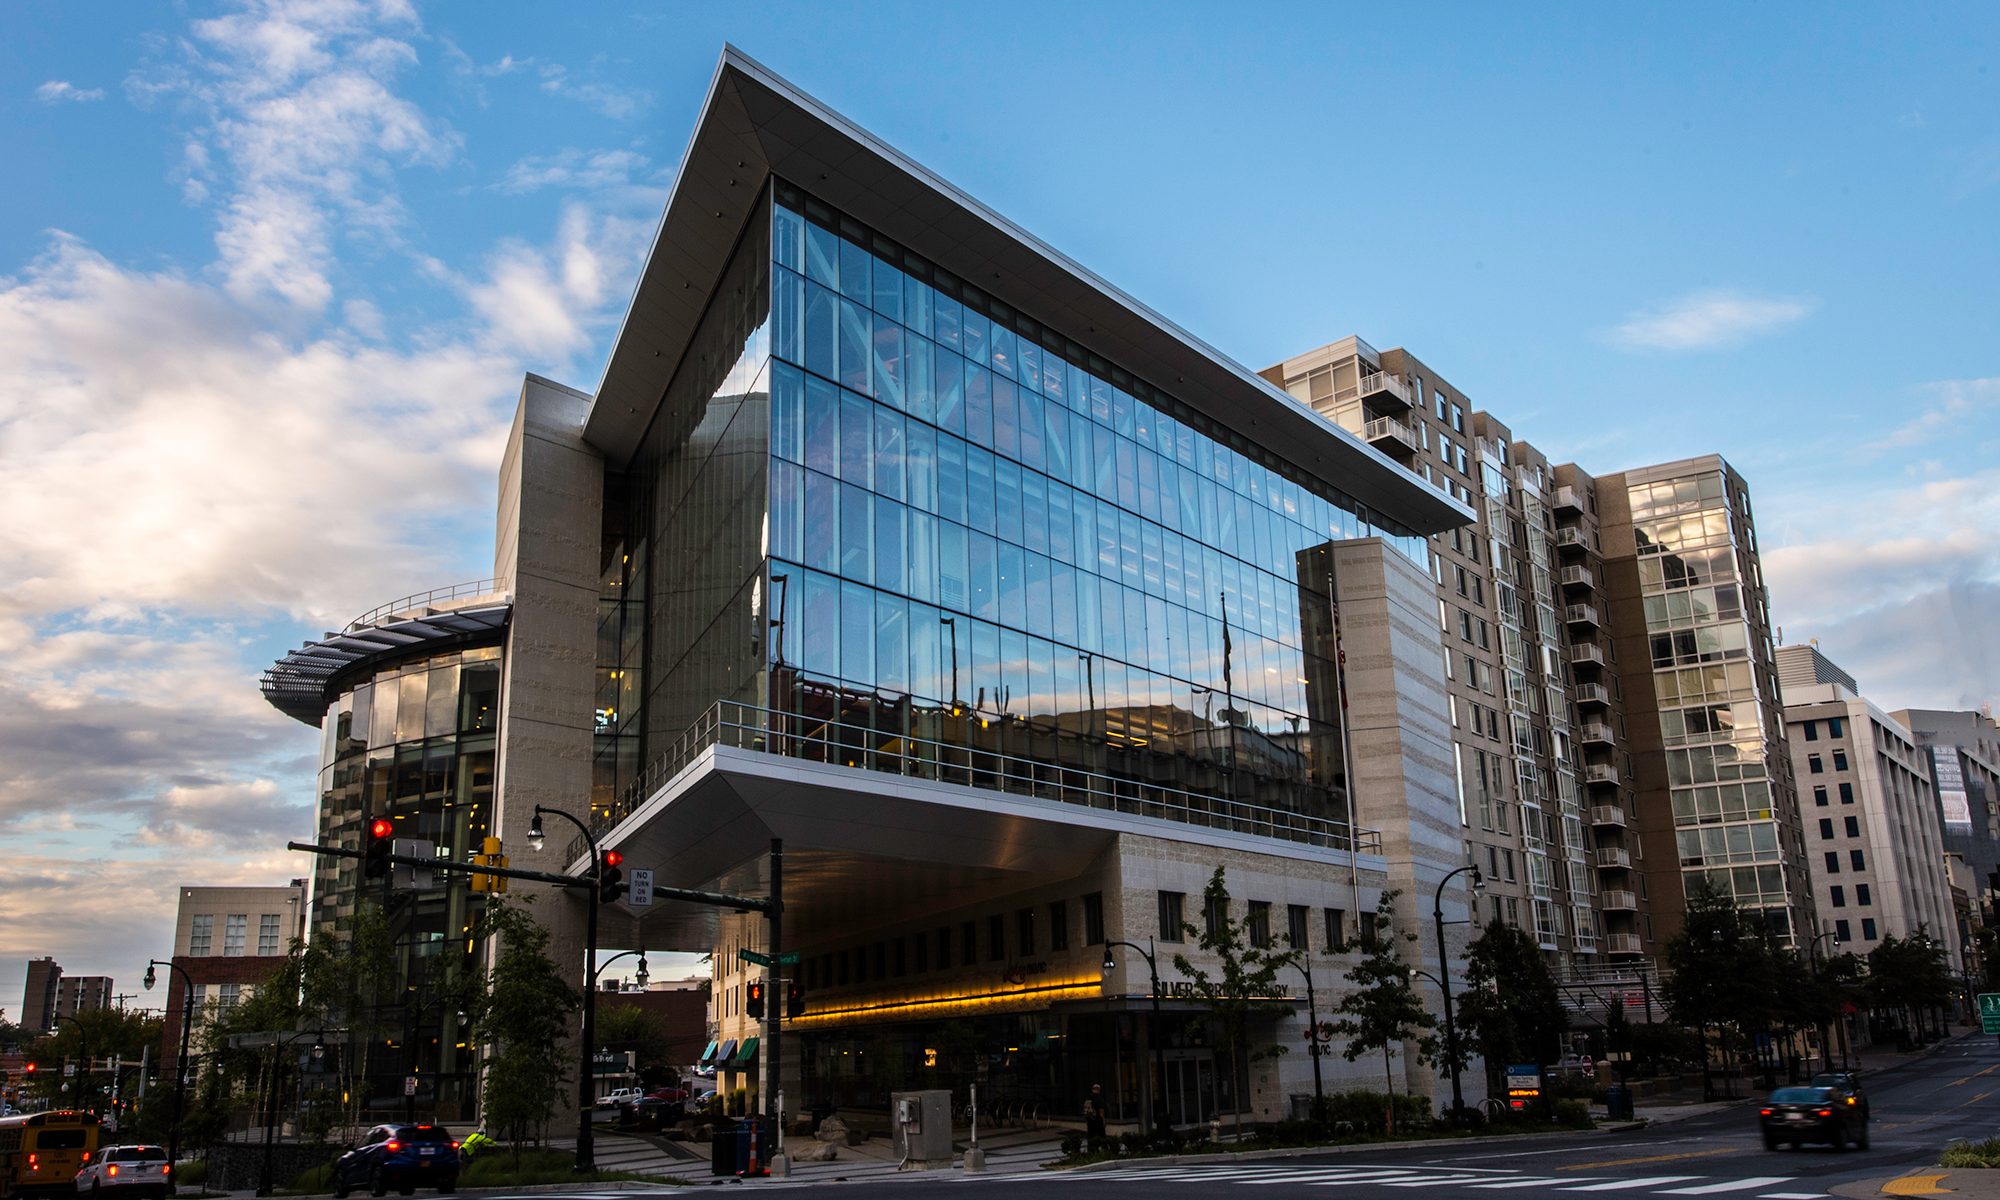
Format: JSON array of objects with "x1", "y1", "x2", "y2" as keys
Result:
[{"x1": 764, "y1": 185, "x2": 1424, "y2": 831}]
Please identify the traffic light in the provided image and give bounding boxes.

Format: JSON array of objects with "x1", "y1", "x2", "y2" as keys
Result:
[
  {"x1": 786, "y1": 981, "x2": 805, "y2": 1020},
  {"x1": 470, "y1": 836, "x2": 508, "y2": 894},
  {"x1": 364, "y1": 817, "x2": 394, "y2": 879},
  {"x1": 598, "y1": 849, "x2": 624, "y2": 904},
  {"x1": 23, "y1": 1062, "x2": 35, "y2": 1078},
  {"x1": 745, "y1": 980, "x2": 766, "y2": 1020}
]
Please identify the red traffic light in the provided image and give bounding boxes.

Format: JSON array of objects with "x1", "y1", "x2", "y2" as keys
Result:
[
  {"x1": 23, "y1": 1062, "x2": 35, "y2": 1075},
  {"x1": 602, "y1": 850, "x2": 623, "y2": 869},
  {"x1": 369, "y1": 818, "x2": 394, "y2": 839}
]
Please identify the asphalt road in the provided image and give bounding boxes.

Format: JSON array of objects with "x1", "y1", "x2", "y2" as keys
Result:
[{"x1": 490, "y1": 1033, "x2": 2000, "y2": 1198}]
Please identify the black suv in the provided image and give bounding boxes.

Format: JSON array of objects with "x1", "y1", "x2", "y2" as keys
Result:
[
  {"x1": 1810, "y1": 1071, "x2": 1869, "y2": 1119},
  {"x1": 330, "y1": 1124, "x2": 460, "y2": 1197}
]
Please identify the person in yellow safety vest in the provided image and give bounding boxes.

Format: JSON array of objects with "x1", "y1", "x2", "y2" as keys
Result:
[{"x1": 460, "y1": 1128, "x2": 496, "y2": 1161}]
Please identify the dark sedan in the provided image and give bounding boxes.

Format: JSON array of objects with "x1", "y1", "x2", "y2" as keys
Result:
[
  {"x1": 1760, "y1": 1085, "x2": 1869, "y2": 1151},
  {"x1": 330, "y1": 1124, "x2": 460, "y2": 1197}
]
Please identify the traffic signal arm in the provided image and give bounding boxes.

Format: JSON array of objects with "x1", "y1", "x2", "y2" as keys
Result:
[{"x1": 286, "y1": 840, "x2": 776, "y2": 911}]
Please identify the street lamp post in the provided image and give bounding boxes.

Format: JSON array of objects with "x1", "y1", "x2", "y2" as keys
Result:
[
  {"x1": 1431, "y1": 864, "x2": 1483, "y2": 1118},
  {"x1": 143, "y1": 959, "x2": 196, "y2": 1187},
  {"x1": 52, "y1": 1015, "x2": 89, "y2": 1114},
  {"x1": 1101, "y1": 940, "x2": 1169, "y2": 1141},
  {"x1": 256, "y1": 1031, "x2": 325, "y2": 1197},
  {"x1": 529, "y1": 806, "x2": 602, "y2": 1174}
]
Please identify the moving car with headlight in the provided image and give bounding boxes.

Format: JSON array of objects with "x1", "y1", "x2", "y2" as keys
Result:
[{"x1": 1760, "y1": 1085, "x2": 1869, "y2": 1151}]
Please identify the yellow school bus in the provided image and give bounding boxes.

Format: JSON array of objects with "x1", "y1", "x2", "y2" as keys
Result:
[{"x1": 0, "y1": 1111, "x2": 102, "y2": 1197}]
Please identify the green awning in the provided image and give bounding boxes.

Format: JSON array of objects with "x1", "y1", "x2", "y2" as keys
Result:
[{"x1": 736, "y1": 1036, "x2": 759, "y2": 1064}]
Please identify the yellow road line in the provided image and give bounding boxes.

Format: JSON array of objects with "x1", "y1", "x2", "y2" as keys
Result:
[
  {"x1": 1949, "y1": 1076, "x2": 1971, "y2": 1086},
  {"x1": 1560, "y1": 1147, "x2": 1736, "y2": 1171},
  {"x1": 1966, "y1": 1090, "x2": 1993, "y2": 1107},
  {"x1": 1881, "y1": 1173, "x2": 1951, "y2": 1196}
]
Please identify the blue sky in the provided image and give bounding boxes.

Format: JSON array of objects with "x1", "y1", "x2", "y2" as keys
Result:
[{"x1": 3, "y1": 1, "x2": 1996, "y2": 1001}]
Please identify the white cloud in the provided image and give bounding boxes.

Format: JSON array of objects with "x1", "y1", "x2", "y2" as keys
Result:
[
  {"x1": 1763, "y1": 465, "x2": 2000, "y2": 712},
  {"x1": 497, "y1": 147, "x2": 659, "y2": 197},
  {"x1": 537, "y1": 63, "x2": 649, "y2": 120},
  {"x1": 1881, "y1": 376, "x2": 2000, "y2": 450},
  {"x1": 35, "y1": 80, "x2": 106, "y2": 103},
  {"x1": 1607, "y1": 289, "x2": 1816, "y2": 352}
]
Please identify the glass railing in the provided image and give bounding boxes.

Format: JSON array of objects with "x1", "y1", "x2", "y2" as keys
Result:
[{"x1": 594, "y1": 697, "x2": 1382, "y2": 856}]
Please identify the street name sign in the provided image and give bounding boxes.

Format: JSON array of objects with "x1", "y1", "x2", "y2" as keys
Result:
[{"x1": 738, "y1": 949, "x2": 801, "y2": 968}]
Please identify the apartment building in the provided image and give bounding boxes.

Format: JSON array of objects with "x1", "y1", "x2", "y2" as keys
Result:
[
  {"x1": 1891, "y1": 708, "x2": 2000, "y2": 928},
  {"x1": 19, "y1": 958, "x2": 60, "y2": 1034},
  {"x1": 1263, "y1": 351, "x2": 1813, "y2": 965},
  {"x1": 54, "y1": 976, "x2": 113, "y2": 1022},
  {"x1": 1778, "y1": 645, "x2": 1958, "y2": 964},
  {"x1": 160, "y1": 882, "x2": 309, "y2": 1074}
]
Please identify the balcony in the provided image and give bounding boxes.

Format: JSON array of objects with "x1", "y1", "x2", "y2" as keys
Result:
[
  {"x1": 1338, "y1": 371, "x2": 1413, "y2": 412},
  {"x1": 1559, "y1": 565, "x2": 1596, "y2": 591},
  {"x1": 1554, "y1": 485, "x2": 1584, "y2": 514},
  {"x1": 1555, "y1": 525, "x2": 1588, "y2": 553},
  {"x1": 1596, "y1": 847, "x2": 1633, "y2": 871},
  {"x1": 1569, "y1": 641, "x2": 1606, "y2": 669},
  {"x1": 1579, "y1": 722, "x2": 1615, "y2": 747},
  {"x1": 1600, "y1": 889, "x2": 1638, "y2": 912},
  {"x1": 1564, "y1": 603, "x2": 1600, "y2": 629},
  {"x1": 1584, "y1": 763, "x2": 1620, "y2": 787},
  {"x1": 1574, "y1": 682, "x2": 1610, "y2": 708},
  {"x1": 1605, "y1": 933, "x2": 1643, "y2": 955},
  {"x1": 1590, "y1": 804, "x2": 1627, "y2": 828},
  {"x1": 1363, "y1": 415, "x2": 1419, "y2": 457}
]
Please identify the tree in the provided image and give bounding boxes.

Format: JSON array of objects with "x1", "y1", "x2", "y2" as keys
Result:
[
  {"x1": 1452, "y1": 920, "x2": 1566, "y2": 1090},
  {"x1": 1867, "y1": 932, "x2": 1955, "y2": 1044},
  {"x1": 470, "y1": 898, "x2": 578, "y2": 1161},
  {"x1": 1329, "y1": 891, "x2": 1435, "y2": 1134},
  {"x1": 1661, "y1": 883, "x2": 1776, "y2": 1095},
  {"x1": 1169, "y1": 867, "x2": 1298, "y2": 1140},
  {"x1": 25, "y1": 1006, "x2": 165, "y2": 1117}
]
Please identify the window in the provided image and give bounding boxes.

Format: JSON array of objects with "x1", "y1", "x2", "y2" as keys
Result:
[
  {"x1": 937, "y1": 927, "x2": 951, "y2": 969},
  {"x1": 224, "y1": 914, "x2": 247, "y2": 957},
  {"x1": 1824, "y1": 851, "x2": 1840, "y2": 873},
  {"x1": 1850, "y1": 849, "x2": 1865, "y2": 871},
  {"x1": 1803, "y1": 721, "x2": 1818, "y2": 742},
  {"x1": 893, "y1": 938, "x2": 907, "y2": 976},
  {"x1": 987, "y1": 915, "x2": 1005, "y2": 961},
  {"x1": 1288, "y1": 904, "x2": 1310, "y2": 950},
  {"x1": 188, "y1": 914, "x2": 214, "y2": 956},
  {"x1": 1829, "y1": 718, "x2": 1845, "y2": 737},
  {"x1": 1017, "y1": 909, "x2": 1036, "y2": 957},
  {"x1": 218, "y1": 983, "x2": 241, "y2": 1010},
  {"x1": 1855, "y1": 884, "x2": 1872, "y2": 906},
  {"x1": 1839, "y1": 782, "x2": 1854, "y2": 804},
  {"x1": 1830, "y1": 886, "x2": 1845, "y2": 908},
  {"x1": 1324, "y1": 908, "x2": 1346, "y2": 951},
  {"x1": 258, "y1": 914, "x2": 281, "y2": 956},
  {"x1": 961, "y1": 920, "x2": 977, "y2": 967},
  {"x1": 1083, "y1": 892, "x2": 1105, "y2": 946},
  {"x1": 190, "y1": 984, "x2": 207, "y2": 1014},
  {"x1": 1203, "y1": 892, "x2": 1228, "y2": 939},
  {"x1": 1862, "y1": 918, "x2": 1877, "y2": 939},
  {"x1": 875, "y1": 942, "x2": 888, "y2": 978},
  {"x1": 1808, "y1": 754, "x2": 1824, "y2": 774},
  {"x1": 1818, "y1": 818, "x2": 1835, "y2": 839},
  {"x1": 1049, "y1": 900, "x2": 1069, "y2": 951},
  {"x1": 1844, "y1": 816, "x2": 1860, "y2": 837},
  {"x1": 1835, "y1": 919, "x2": 1852, "y2": 941},
  {"x1": 1832, "y1": 750, "x2": 1849, "y2": 771},
  {"x1": 1158, "y1": 891, "x2": 1185, "y2": 943},
  {"x1": 1247, "y1": 901, "x2": 1272, "y2": 948},
  {"x1": 1813, "y1": 786, "x2": 1828, "y2": 807}
]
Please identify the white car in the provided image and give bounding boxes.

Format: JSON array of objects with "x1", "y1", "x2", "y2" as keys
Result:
[
  {"x1": 596, "y1": 1087, "x2": 642, "y2": 1111},
  {"x1": 75, "y1": 1145, "x2": 172, "y2": 1198}
]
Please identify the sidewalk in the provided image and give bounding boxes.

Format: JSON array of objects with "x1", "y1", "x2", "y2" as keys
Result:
[{"x1": 1832, "y1": 1168, "x2": 2000, "y2": 1199}]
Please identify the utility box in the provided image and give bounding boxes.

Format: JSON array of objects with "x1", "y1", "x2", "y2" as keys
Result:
[{"x1": 890, "y1": 1089, "x2": 953, "y2": 1169}]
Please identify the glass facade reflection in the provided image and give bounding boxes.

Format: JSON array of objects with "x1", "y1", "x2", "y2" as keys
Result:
[
  {"x1": 313, "y1": 643, "x2": 501, "y2": 1115},
  {"x1": 603, "y1": 180, "x2": 1433, "y2": 835}
]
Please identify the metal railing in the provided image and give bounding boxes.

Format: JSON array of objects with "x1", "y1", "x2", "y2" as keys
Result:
[
  {"x1": 1336, "y1": 371, "x2": 1412, "y2": 409},
  {"x1": 1362, "y1": 415, "x2": 1417, "y2": 448},
  {"x1": 345, "y1": 578, "x2": 504, "y2": 633},
  {"x1": 595, "y1": 699, "x2": 1383, "y2": 856}
]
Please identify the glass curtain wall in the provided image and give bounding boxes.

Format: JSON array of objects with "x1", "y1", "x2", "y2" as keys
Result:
[
  {"x1": 1630, "y1": 471, "x2": 1794, "y2": 941},
  {"x1": 761, "y1": 182, "x2": 1422, "y2": 830},
  {"x1": 313, "y1": 644, "x2": 500, "y2": 1117}
]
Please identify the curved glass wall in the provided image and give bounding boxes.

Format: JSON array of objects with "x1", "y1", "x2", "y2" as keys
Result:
[{"x1": 313, "y1": 643, "x2": 500, "y2": 1118}]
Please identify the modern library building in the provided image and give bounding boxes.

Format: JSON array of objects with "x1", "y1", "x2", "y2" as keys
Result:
[{"x1": 266, "y1": 48, "x2": 1481, "y2": 1130}]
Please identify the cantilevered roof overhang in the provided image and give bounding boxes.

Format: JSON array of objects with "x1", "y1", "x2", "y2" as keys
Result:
[
  {"x1": 584, "y1": 46, "x2": 1472, "y2": 537},
  {"x1": 575, "y1": 744, "x2": 1386, "y2": 955},
  {"x1": 261, "y1": 600, "x2": 510, "y2": 726}
]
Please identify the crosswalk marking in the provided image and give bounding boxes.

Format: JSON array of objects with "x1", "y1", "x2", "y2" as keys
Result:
[
  {"x1": 1659, "y1": 1181, "x2": 1795, "y2": 1196},
  {"x1": 1469, "y1": 1178, "x2": 1602, "y2": 1190},
  {"x1": 1062, "y1": 1163, "x2": 1820, "y2": 1199},
  {"x1": 1560, "y1": 1178, "x2": 1702, "y2": 1192}
]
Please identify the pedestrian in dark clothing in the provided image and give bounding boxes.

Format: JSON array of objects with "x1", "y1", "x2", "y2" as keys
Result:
[{"x1": 1084, "y1": 1082, "x2": 1108, "y2": 1151}]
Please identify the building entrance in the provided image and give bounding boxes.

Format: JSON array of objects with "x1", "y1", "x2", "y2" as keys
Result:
[{"x1": 1159, "y1": 1049, "x2": 1218, "y2": 1125}]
